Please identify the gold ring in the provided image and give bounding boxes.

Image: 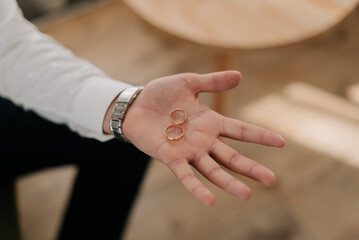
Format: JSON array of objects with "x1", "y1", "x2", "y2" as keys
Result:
[
  {"x1": 164, "y1": 124, "x2": 184, "y2": 142},
  {"x1": 170, "y1": 108, "x2": 187, "y2": 125}
]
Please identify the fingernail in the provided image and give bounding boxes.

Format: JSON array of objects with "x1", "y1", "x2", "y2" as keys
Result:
[
  {"x1": 196, "y1": 187, "x2": 215, "y2": 206},
  {"x1": 278, "y1": 134, "x2": 285, "y2": 141},
  {"x1": 240, "y1": 189, "x2": 251, "y2": 201},
  {"x1": 264, "y1": 171, "x2": 277, "y2": 187},
  {"x1": 277, "y1": 134, "x2": 286, "y2": 147}
]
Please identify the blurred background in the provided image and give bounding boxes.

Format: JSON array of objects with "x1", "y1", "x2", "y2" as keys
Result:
[{"x1": 13, "y1": 0, "x2": 359, "y2": 239}]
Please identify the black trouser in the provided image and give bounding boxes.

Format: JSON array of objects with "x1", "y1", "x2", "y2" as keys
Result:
[{"x1": 0, "y1": 97, "x2": 150, "y2": 240}]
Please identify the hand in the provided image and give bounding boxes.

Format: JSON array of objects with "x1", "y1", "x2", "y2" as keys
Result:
[{"x1": 122, "y1": 71, "x2": 285, "y2": 206}]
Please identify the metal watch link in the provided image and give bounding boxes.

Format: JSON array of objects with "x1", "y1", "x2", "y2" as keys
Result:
[{"x1": 109, "y1": 86, "x2": 144, "y2": 142}]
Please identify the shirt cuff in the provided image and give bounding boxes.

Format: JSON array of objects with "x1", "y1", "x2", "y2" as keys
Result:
[{"x1": 71, "y1": 77, "x2": 133, "y2": 142}]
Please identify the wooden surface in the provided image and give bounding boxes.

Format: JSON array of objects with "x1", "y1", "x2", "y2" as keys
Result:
[
  {"x1": 16, "y1": 0, "x2": 359, "y2": 240},
  {"x1": 124, "y1": 0, "x2": 359, "y2": 49}
]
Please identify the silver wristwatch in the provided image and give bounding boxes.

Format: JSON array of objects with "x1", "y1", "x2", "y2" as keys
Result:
[{"x1": 109, "y1": 86, "x2": 144, "y2": 142}]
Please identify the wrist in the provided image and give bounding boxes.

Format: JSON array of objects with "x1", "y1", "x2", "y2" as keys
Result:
[
  {"x1": 107, "y1": 86, "x2": 144, "y2": 142},
  {"x1": 103, "y1": 95, "x2": 118, "y2": 135}
]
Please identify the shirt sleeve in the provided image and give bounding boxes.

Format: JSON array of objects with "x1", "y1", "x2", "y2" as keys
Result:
[{"x1": 0, "y1": 0, "x2": 132, "y2": 141}]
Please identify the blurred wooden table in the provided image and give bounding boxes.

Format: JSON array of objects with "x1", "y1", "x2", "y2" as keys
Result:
[
  {"x1": 124, "y1": 0, "x2": 359, "y2": 112},
  {"x1": 124, "y1": 0, "x2": 359, "y2": 49}
]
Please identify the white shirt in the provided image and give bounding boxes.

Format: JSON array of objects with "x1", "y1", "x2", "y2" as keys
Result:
[{"x1": 0, "y1": 0, "x2": 132, "y2": 141}]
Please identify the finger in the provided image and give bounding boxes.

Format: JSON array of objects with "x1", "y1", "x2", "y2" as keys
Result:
[
  {"x1": 187, "y1": 71, "x2": 241, "y2": 94},
  {"x1": 210, "y1": 140, "x2": 276, "y2": 186},
  {"x1": 220, "y1": 116, "x2": 285, "y2": 148},
  {"x1": 192, "y1": 153, "x2": 251, "y2": 200},
  {"x1": 167, "y1": 158, "x2": 215, "y2": 206}
]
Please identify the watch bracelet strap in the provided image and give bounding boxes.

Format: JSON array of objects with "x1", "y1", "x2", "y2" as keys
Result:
[{"x1": 109, "y1": 86, "x2": 144, "y2": 142}]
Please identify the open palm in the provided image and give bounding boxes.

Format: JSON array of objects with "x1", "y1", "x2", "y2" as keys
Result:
[{"x1": 122, "y1": 71, "x2": 285, "y2": 206}]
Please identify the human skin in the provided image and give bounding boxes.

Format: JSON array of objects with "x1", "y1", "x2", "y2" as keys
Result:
[{"x1": 103, "y1": 70, "x2": 285, "y2": 206}]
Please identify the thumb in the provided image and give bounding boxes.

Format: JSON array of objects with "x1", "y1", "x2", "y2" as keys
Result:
[{"x1": 187, "y1": 71, "x2": 241, "y2": 94}]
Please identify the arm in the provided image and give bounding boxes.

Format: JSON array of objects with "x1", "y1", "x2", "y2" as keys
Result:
[{"x1": 0, "y1": 0, "x2": 129, "y2": 141}]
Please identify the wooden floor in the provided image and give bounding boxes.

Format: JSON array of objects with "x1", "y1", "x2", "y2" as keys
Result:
[{"x1": 16, "y1": 1, "x2": 359, "y2": 239}]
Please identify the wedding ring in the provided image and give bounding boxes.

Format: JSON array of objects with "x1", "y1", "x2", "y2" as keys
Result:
[
  {"x1": 170, "y1": 108, "x2": 187, "y2": 125},
  {"x1": 164, "y1": 124, "x2": 184, "y2": 142}
]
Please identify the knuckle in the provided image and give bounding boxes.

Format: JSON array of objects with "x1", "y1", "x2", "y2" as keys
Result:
[
  {"x1": 179, "y1": 173, "x2": 195, "y2": 183},
  {"x1": 240, "y1": 123, "x2": 248, "y2": 140},
  {"x1": 208, "y1": 166, "x2": 222, "y2": 178},
  {"x1": 191, "y1": 184, "x2": 205, "y2": 194},
  {"x1": 228, "y1": 152, "x2": 241, "y2": 167},
  {"x1": 210, "y1": 140, "x2": 221, "y2": 153},
  {"x1": 225, "y1": 178, "x2": 238, "y2": 192},
  {"x1": 167, "y1": 158, "x2": 186, "y2": 169}
]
